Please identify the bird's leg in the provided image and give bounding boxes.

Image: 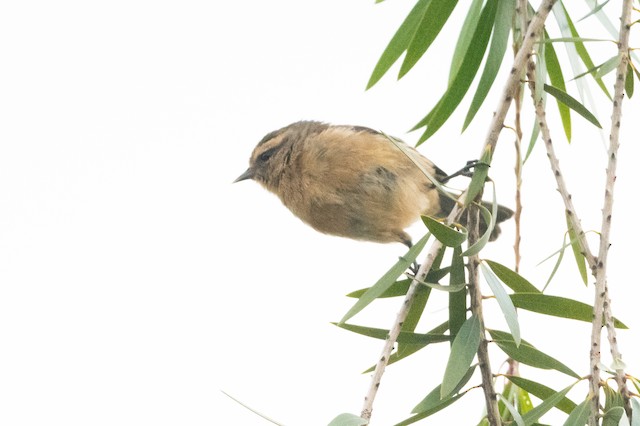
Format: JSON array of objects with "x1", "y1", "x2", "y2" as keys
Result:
[{"x1": 441, "y1": 160, "x2": 484, "y2": 183}]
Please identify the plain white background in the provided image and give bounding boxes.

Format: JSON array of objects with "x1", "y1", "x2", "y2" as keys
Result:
[{"x1": 1, "y1": 1, "x2": 639, "y2": 425}]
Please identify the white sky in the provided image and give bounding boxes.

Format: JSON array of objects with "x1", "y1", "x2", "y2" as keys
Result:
[{"x1": 1, "y1": 1, "x2": 639, "y2": 425}]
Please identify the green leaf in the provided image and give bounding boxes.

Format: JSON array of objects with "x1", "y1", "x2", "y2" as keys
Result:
[
  {"x1": 521, "y1": 382, "x2": 578, "y2": 425},
  {"x1": 481, "y1": 263, "x2": 520, "y2": 346},
  {"x1": 463, "y1": 0, "x2": 514, "y2": 130},
  {"x1": 347, "y1": 267, "x2": 452, "y2": 297},
  {"x1": 489, "y1": 330, "x2": 580, "y2": 378},
  {"x1": 413, "y1": 366, "x2": 476, "y2": 413},
  {"x1": 333, "y1": 323, "x2": 451, "y2": 345},
  {"x1": 464, "y1": 150, "x2": 492, "y2": 208},
  {"x1": 566, "y1": 213, "x2": 588, "y2": 285},
  {"x1": 449, "y1": 246, "x2": 467, "y2": 346},
  {"x1": 400, "y1": 277, "x2": 433, "y2": 356},
  {"x1": 506, "y1": 376, "x2": 578, "y2": 415},
  {"x1": 361, "y1": 322, "x2": 450, "y2": 373},
  {"x1": 602, "y1": 407, "x2": 625, "y2": 426},
  {"x1": 563, "y1": 398, "x2": 591, "y2": 426},
  {"x1": 544, "y1": 84, "x2": 602, "y2": 128},
  {"x1": 400, "y1": 0, "x2": 459, "y2": 78},
  {"x1": 413, "y1": 278, "x2": 466, "y2": 292},
  {"x1": 366, "y1": 0, "x2": 432, "y2": 89},
  {"x1": 461, "y1": 198, "x2": 493, "y2": 256},
  {"x1": 509, "y1": 293, "x2": 628, "y2": 329},
  {"x1": 483, "y1": 260, "x2": 540, "y2": 293},
  {"x1": 328, "y1": 413, "x2": 369, "y2": 426},
  {"x1": 396, "y1": 393, "x2": 465, "y2": 425},
  {"x1": 626, "y1": 63, "x2": 634, "y2": 98},
  {"x1": 523, "y1": 120, "x2": 540, "y2": 163},
  {"x1": 441, "y1": 314, "x2": 481, "y2": 397},
  {"x1": 631, "y1": 397, "x2": 640, "y2": 426},
  {"x1": 577, "y1": 0, "x2": 611, "y2": 22},
  {"x1": 544, "y1": 32, "x2": 571, "y2": 141},
  {"x1": 422, "y1": 216, "x2": 467, "y2": 247},
  {"x1": 339, "y1": 233, "x2": 430, "y2": 324},
  {"x1": 448, "y1": 0, "x2": 484, "y2": 86},
  {"x1": 496, "y1": 393, "x2": 525, "y2": 426},
  {"x1": 593, "y1": 55, "x2": 621, "y2": 79},
  {"x1": 414, "y1": 0, "x2": 498, "y2": 142},
  {"x1": 554, "y1": 3, "x2": 611, "y2": 99}
]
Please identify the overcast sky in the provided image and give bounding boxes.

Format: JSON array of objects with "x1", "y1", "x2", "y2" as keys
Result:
[{"x1": 1, "y1": 1, "x2": 639, "y2": 425}]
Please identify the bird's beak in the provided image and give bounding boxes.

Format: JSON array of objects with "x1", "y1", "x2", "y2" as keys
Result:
[{"x1": 233, "y1": 168, "x2": 254, "y2": 183}]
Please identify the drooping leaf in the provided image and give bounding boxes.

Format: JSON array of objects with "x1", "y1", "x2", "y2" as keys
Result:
[
  {"x1": 461, "y1": 197, "x2": 493, "y2": 256},
  {"x1": 422, "y1": 215, "x2": 467, "y2": 247},
  {"x1": 481, "y1": 263, "x2": 520, "y2": 345},
  {"x1": 414, "y1": 0, "x2": 498, "y2": 143},
  {"x1": 333, "y1": 323, "x2": 451, "y2": 345},
  {"x1": 496, "y1": 393, "x2": 525, "y2": 426},
  {"x1": 449, "y1": 246, "x2": 467, "y2": 346},
  {"x1": 554, "y1": 3, "x2": 611, "y2": 99},
  {"x1": 601, "y1": 407, "x2": 625, "y2": 426},
  {"x1": 544, "y1": 31, "x2": 572, "y2": 141},
  {"x1": 340, "y1": 233, "x2": 430, "y2": 323},
  {"x1": 520, "y1": 382, "x2": 579, "y2": 425},
  {"x1": 578, "y1": 0, "x2": 611, "y2": 22},
  {"x1": 328, "y1": 413, "x2": 369, "y2": 426},
  {"x1": 544, "y1": 84, "x2": 602, "y2": 128},
  {"x1": 509, "y1": 293, "x2": 628, "y2": 328},
  {"x1": 366, "y1": 0, "x2": 432, "y2": 89},
  {"x1": 566, "y1": 212, "x2": 588, "y2": 285},
  {"x1": 400, "y1": 0, "x2": 459, "y2": 78},
  {"x1": 625, "y1": 62, "x2": 634, "y2": 98},
  {"x1": 483, "y1": 260, "x2": 540, "y2": 293},
  {"x1": 463, "y1": 0, "x2": 514, "y2": 130},
  {"x1": 413, "y1": 366, "x2": 476, "y2": 413},
  {"x1": 221, "y1": 390, "x2": 285, "y2": 426},
  {"x1": 563, "y1": 398, "x2": 591, "y2": 426},
  {"x1": 489, "y1": 330, "x2": 580, "y2": 378},
  {"x1": 396, "y1": 393, "x2": 465, "y2": 425},
  {"x1": 448, "y1": 0, "x2": 484, "y2": 86},
  {"x1": 506, "y1": 375, "x2": 578, "y2": 415},
  {"x1": 441, "y1": 314, "x2": 481, "y2": 397}
]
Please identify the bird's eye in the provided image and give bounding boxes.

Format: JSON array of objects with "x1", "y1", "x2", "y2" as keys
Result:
[{"x1": 259, "y1": 149, "x2": 275, "y2": 162}]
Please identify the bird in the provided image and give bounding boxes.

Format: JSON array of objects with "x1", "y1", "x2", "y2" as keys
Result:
[{"x1": 234, "y1": 121, "x2": 513, "y2": 247}]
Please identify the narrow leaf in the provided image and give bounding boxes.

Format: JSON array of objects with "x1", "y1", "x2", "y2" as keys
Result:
[
  {"x1": 441, "y1": 314, "x2": 481, "y2": 397},
  {"x1": 414, "y1": 0, "x2": 498, "y2": 142},
  {"x1": 413, "y1": 366, "x2": 476, "y2": 413},
  {"x1": 578, "y1": 0, "x2": 611, "y2": 22},
  {"x1": 566, "y1": 213, "x2": 588, "y2": 285},
  {"x1": 463, "y1": 0, "x2": 514, "y2": 130},
  {"x1": 489, "y1": 330, "x2": 580, "y2": 378},
  {"x1": 461, "y1": 198, "x2": 493, "y2": 256},
  {"x1": 544, "y1": 84, "x2": 602, "y2": 128},
  {"x1": 400, "y1": 0, "x2": 458, "y2": 78},
  {"x1": 422, "y1": 215, "x2": 467, "y2": 247},
  {"x1": 449, "y1": 246, "x2": 467, "y2": 345},
  {"x1": 592, "y1": 55, "x2": 621, "y2": 79},
  {"x1": 482, "y1": 263, "x2": 520, "y2": 345},
  {"x1": 563, "y1": 398, "x2": 591, "y2": 426},
  {"x1": 545, "y1": 32, "x2": 572, "y2": 141},
  {"x1": 221, "y1": 391, "x2": 285, "y2": 426},
  {"x1": 506, "y1": 376, "x2": 578, "y2": 415},
  {"x1": 625, "y1": 63, "x2": 634, "y2": 98},
  {"x1": 497, "y1": 393, "x2": 525, "y2": 426},
  {"x1": 521, "y1": 382, "x2": 578, "y2": 425},
  {"x1": 510, "y1": 293, "x2": 628, "y2": 329},
  {"x1": 333, "y1": 323, "x2": 451, "y2": 345},
  {"x1": 484, "y1": 260, "x2": 540, "y2": 293},
  {"x1": 602, "y1": 406, "x2": 625, "y2": 426},
  {"x1": 340, "y1": 233, "x2": 429, "y2": 323},
  {"x1": 366, "y1": 0, "x2": 432, "y2": 89},
  {"x1": 448, "y1": 0, "x2": 484, "y2": 86},
  {"x1": 396, "y1": 393, "x2": 465, "y2": 425}
]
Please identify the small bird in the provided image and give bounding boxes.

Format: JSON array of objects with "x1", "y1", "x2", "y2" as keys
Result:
[{"x1": 235, "y1": 121, "x2": 513, "y2": 247}]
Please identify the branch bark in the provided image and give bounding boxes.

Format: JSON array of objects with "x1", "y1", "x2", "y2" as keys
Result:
[{"x1": 359, "y1": 0, "x2": 558, "y2": 421}]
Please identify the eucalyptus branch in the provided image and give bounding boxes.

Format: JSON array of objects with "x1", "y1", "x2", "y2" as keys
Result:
[
  {"x1": 359, "y1": 0, "x2": 558, "y2": 421},
  {"x1": 467, "y1": 206, "x2": 501, "y2": 426},
  {"x1": 593, "y1": 0, "x2": 635, "y2": 419}
]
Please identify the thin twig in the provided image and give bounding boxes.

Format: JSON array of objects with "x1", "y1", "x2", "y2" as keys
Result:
[
  {"x1": 359, "y1": 0, "x2": 558, "y2": 421},
  {"x1": 467, "y1": 205, "x2": 501, "y2": 426},
  {"x1": 593, "y1": 0, "x2": 634, "y2": 420}
]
